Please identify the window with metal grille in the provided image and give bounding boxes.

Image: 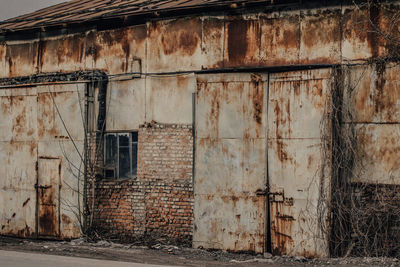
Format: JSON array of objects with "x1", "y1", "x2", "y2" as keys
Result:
[{"x1": 103, "y1": 132, "x2": 138, "y2": 179}]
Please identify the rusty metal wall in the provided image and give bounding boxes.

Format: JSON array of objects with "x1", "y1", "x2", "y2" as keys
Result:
[
  {"x1": 1, "y1": 0, "x2": 400, "y2": 255},
  {"x1": 106, "y1": 79, "x2": 146, "y2": 131},
  {"x1": 146, "y1": 74, "x2": 196, "y2": 125},
  {"x1": 343, "y1": 63, "x2": 400, "y2": 185},
  {"x1": 0, "y1": 83, "x2": 85, "y2": 239},
  {"x1": 2, "y1": 3, "x2": 400, "y2": 78},
  {"x1": 267, "y1": 69, "x2": 331, "y2": 257},
  {"x1": 194, "y1": 73, "x2": 268, "y2": 253}
]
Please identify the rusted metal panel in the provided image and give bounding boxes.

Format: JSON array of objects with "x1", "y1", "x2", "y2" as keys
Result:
[
  {"x1": 11, "y1": 95, "x2": 37, "y2": 142},
  {"x1": 268, "y1": 138, "x2": 328, "y2": 257},
  {"x1": 147, "y1": 18, "x2": 202, "y2": 73},
  {"x1": 194, "y1": 73, "x2": 267, "y2": 253},
  {"x1": 146, "y1": 74, "x2": 196, "y2": 124},
  {"x1": 201, "y1": 16, "x2": 224, "y2": 70},
  {"x1": 0, "y1": 141, "x2": 37, "y2": 238},
  {"x1": 342, "y1": 6, "x2": 372, "y2": 62},
  {"x1": 5, "y1": 41, "x2": 38, "y2": 77},
  {"x1": 38, "y1": 158, "x2": 61, "y2": 237},
  {"x1": 341, "y1": 4, "x2": 386, "y2": 62},
  {"x1": 223, "y1": 17, "x2": 260, "y2": 68},
  {"x1": 196, "y1": 73, "x2": 266, "y2": 139},
  {"x1": 379, "y1": 3, "x2": 400, "y2": 58},
  {"x1": 260, "y1": 11, "x2": 300, "y2": 66},
  {"x1": 39, "y1": 34, "x2": 86, "y2": 73},
  {"x1": 343, "y1": 63, "x2": 400, "y2": 185},
  {"x1": 344, "y1": 64, "x2": 400, "y2": 123},
  {"x1": 106, "y1": 79, "x2": 146, "y2": 131},
  {"x1": 268, "y1": 69, "x2": 331, "y2": 257},
  {"x1": 353, "y1": 124, "x2": 400, "y2": 185},
  {"x1": 86, "y1": 26, "x2": 146, "y2": 75},
  {"x1": 0, "y1": 83, "x2": 84, "y2": 239},
  {"x1": 299, "y1": 8, "x2": 341, "y2": 65},
  {"x1": 268, "y1": 70, "x2": 331, "y2": 139},
  {"x1": 37, "y1": 84, "x2": 86, "y2": 142}
]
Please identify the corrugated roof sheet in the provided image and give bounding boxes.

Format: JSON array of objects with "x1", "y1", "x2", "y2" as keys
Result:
[{"x1": 0, "y1": 0, "x2": 274, "y2": 31}]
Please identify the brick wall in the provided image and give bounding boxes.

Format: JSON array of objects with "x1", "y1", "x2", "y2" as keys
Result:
[
  {"x1": 90, "y1": 122, "x2": 194, "y2": 243},
  {"x1": 137, "y1": 123, "x2": 193, "y2": 180}
]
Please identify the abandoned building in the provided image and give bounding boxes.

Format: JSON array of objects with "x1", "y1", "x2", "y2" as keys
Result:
[{"x1": 1, "y1": 0, "x2": 400, "y2": 258}]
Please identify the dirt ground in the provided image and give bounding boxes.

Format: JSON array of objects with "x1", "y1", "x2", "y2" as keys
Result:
[{"x1": 0, "y1": 236, "x2": 399, "y2": 266}]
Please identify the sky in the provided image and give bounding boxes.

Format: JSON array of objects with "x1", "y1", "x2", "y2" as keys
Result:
[{"x1": 0, "y1": 0, "x2": 66, "y2": 21}]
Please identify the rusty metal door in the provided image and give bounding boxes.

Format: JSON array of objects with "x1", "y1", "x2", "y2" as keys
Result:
[
  {"x1": 267, "y1": 69, "x2": 331, "y2": 257},
  {"x1": 37, "y1": 157, "x2": 61, "y2": 237},
  {"x1": 193, "y1": 73, "x2": 268, "y2": 253}
]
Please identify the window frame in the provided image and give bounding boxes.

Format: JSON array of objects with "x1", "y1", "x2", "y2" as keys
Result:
[{"x1": 103, "y1": 131, "x2": 138, "y2": 179}]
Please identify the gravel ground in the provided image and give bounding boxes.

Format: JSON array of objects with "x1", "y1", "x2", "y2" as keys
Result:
[{"x1": 0, "y1": 236, "x2": 399, "y2": 266}]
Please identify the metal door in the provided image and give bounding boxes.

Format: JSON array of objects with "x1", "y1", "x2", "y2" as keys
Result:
[
  {"x1": 193, "y1": 73, "x2": 268, "y2": 253},
  {"x1": 267, "y1": 69, "x2": 331, "y2": 257},
  {"x1": 37, "y1": 157, "x2": 61, "y2": 237}
]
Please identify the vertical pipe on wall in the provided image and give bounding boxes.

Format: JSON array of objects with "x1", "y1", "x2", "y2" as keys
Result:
[
  {"x1": 83, "y1": 82, "x2": 89, "y2": 235},
  {"x1": 192, "y1": 92, "x2": 196, "y2": 186},
  {"x1": 265, "y1": 72, "x2": 272, "y2": 253}
]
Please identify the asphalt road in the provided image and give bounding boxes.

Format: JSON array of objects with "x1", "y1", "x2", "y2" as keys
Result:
[{"x1": 0, "y1": 250, "x2": 172, "y2": 267}]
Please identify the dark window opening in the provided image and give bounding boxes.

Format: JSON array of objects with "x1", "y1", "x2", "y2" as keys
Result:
[{"x1": 103, "y1": 132, "x2": 138, "y2": 179}]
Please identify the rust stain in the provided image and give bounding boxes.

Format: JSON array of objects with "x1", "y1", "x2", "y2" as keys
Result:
[
  {"x1": 273, "y1": 82, "x2": 292, "y2": 140},
  {"x1": 276, "y1": 140, "x2": 292, "y2": 163},
  {"x1": 353, "y1": 70, "x2": 373, "y2": 120},
  {"x1": 158, "y1": 19, "x2": 201, "y2": 56},
  {"x1": 5, "y1": 42, "x2": 37, "y2": 77},
  {"x1": 85, "y1": 31, "x2": 99, "y2": 62},
  {"x1": 358, "y1": 126, "x2": 400, "y2": 171},
  {"x1": 374, "y1": 63, "x2": 387, "y2": 116},
  {"x1": 202, "y1": 18, "x2": 224, "y2": 69},
  {"x1": 226, "y1": 19, "x2": 260, "y2": 66},
  {"x1": 302, "y1": 10, "x2": 340, "y2": 49},
  {"x1": 342, "y1": 7, "x2": 369, "y2": 54},
  {"x1": 261, "y1": 15, "x2": 300, "y2": 66},
  {"x1": 100, "y1": 29, "x2": 132, "y2": 72},
  {"x1": 39, "y1": 204, "x2": 57, "y2": 236},
  {"x1": 251, "y1": 74, "x2": 264, "y2": 125},
  {"x1": 271, "y1": 202, "x2": 294, "y2": 255},
  {"x1": 209, "y1": 84, "x2": 221, "y2": 137},
  {"x1": 367, "y1": 3, "x2": 381, "y2": 57},
  {"x1": 41, "y1": 35, "x2": 86, "y2": 70},
  {"x1": 38, "y1": 93, "x2": 60, "y2": 138},
  {"x1": 307, "y1": 155, "x2": 313, "y2": 170},
  {"x1": 61, "y1": 214, "x2": 72, "y2": 225},
  {"x1": 177, "y1": 75, "x2": 188, "y2": 89},
  {"x1": 37, "y1": 40, "x2": 47, "y2": 72},
  {"x1": 12, "y1": 107, "x2": 26, "y2": 136}
]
